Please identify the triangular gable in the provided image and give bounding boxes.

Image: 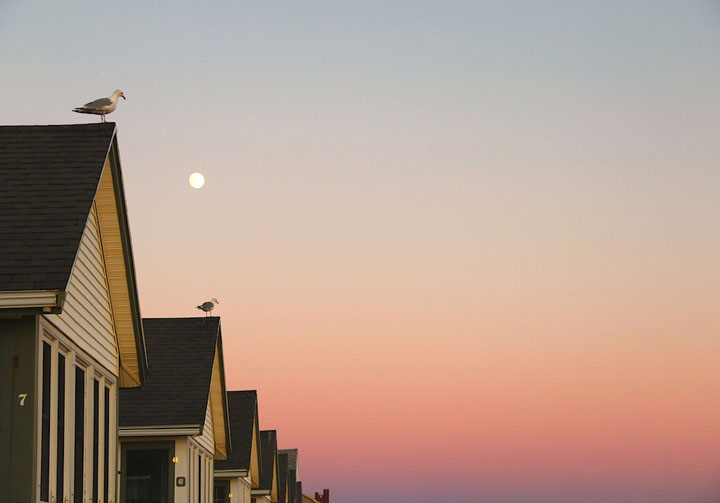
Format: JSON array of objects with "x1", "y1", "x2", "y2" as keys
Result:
[
  {"x1": 45, "y1": 202, "x2": 118, "y2": 374},
  {"x1": 250, "y1": 415, "x2": 261, "y2": 487},
  {"x1": 119, "y1": 318, "x2": 221, "y2": 430},
  {"x1": 277, "y1": 453, "x2": 289, "y2": 503},
  {"x1": 96, "y1": 145, "x2": 147, "y2": 387},
  {"x1": 285, "y1": 475, "x2": 290, "y2": 503},
  {"x1": 210, "y1": 339, "x2": 230, "y2": 460},
  {"x1": 271, "y1": 449, "x2": 278, "y2": 501},
  {"x1": 258, "y1": 430, "x2": 279, "y2": 499},
  {"x1": 44, "y1": 137, "x2": 147, "y2": 386},
  {"x1": 194, "y1": 393, "x2": 216, "y2": 454}
]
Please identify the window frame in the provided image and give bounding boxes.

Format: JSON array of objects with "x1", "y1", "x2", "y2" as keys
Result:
[{"x1": 37, "y1": 322, "x2": 118, "y2": 503}]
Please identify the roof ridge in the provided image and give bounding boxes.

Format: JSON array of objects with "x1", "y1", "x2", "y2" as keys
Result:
[
  {"x1": 0, "y1": 122, "x2": 116, "y2": 127},
  {"x1": 142, "y1": 316, "x2": 221, "y2": 320}
]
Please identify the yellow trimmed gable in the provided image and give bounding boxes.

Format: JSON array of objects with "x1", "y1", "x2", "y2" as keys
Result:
[
  {"x1": 250, "y1": 416, "x2": 260, "y2": 487},
  {"x1": 211, "y1": 342, "x2": 229, "y2": 460},
  {"x1": 271, "y1": 452, "x2": 278, "y2": 502},
  {"x1": 96, "y1": 155, "x2": 144, "y2": 387},
  {"x1": 45, "y1": 202, "x2": 118, "y2": 373}
]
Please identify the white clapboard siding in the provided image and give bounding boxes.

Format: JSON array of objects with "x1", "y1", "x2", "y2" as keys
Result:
[
  {"x1": 45, "y1": 202, "x2": 119, "y2": 374},
  {"x1": 195, "y1": 394, "x2": 215, "y2": 455}
]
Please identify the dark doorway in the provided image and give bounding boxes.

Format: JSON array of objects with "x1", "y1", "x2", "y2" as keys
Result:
[
  {"x1": 214, "y1": 480, "x2": 230, "y2": 503},
  {"x1": 123, "y1": 445, "x2": 173, "y2": 503}
]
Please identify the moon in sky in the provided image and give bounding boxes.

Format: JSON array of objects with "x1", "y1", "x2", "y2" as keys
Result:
[{"x1": 189, "y1": 172, "x2": 205, "y2": 189}]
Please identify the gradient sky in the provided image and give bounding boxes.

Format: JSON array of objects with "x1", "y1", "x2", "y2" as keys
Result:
[{"x1": 2, "y1": 1, "x2": 720, "y2": 502}]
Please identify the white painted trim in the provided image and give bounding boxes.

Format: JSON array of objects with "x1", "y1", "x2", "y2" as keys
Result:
[
  {"x1": 36, "y1": 324, "x2": 117, "y2": 503},
  {"x1": 0, "y1": 290, "x2": 60, "y2": 308},
  {"x1": 40, "y1": 319, "x2": 118, "y2": 380},
  {"x1": 252, "y1": 489, "x2": 271, "y2": 496},
  {"x1": 187, "y1": 435, "x2": 215, "y2": 460},
  {"x1": 214, "y1": 469, "x2": 249, "y2": 478},
  {"x1": 118, "y1": 425, "x2": 202, "y2": 436}
]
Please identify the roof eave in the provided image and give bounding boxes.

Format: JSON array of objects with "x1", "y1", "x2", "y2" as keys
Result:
[
  {"x1": 107, "y1": 134, "x2": 149, "y2": 385},
  {"x1": 216, "y1": 321, "x2": 232, "y2": 456},
  {"x1": 214, "y1": 469, "x2": 249, "y2": 478},
  {"x1": 118, "y1": 424, "x2": 203, "y2": 436},
  {"x1": 254, "y1": 403, "x2": 262, "y2": 487},
  {"x1": 0, "y1": 290, "x2": 64, "y2": 312}
]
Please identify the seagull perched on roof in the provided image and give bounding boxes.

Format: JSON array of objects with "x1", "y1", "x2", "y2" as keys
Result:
[
  {"x1": 72, "y1": 89, "x2": 126, "y2": 122},
  {"x1": 196, "y1": 298, "x2": 219, "y2": 317}
]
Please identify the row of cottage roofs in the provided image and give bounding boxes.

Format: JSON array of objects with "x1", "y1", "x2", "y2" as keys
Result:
[{"x1": 0, "y1": 123, "x2": 329, "y2": 503}]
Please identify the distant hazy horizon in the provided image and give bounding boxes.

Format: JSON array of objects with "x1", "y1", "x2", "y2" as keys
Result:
[{"x1": 2, "y1": 1, "x2": 720, "y2": 502}]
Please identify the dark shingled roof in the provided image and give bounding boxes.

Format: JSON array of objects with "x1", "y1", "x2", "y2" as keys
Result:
[
  {"x1": 278, "y1": 453, "x2": 289, "y2": 503},
  {"x1": 279, "y1": 448, "x2": 299, "y2": 503},
  {"x1": 288, "y1": 470, "x2": 297, "y2": 503},
  {"x1": 281, "y1": 448, "x2": 298, "y2": 471},
  {"x1": 259, "y1": 430, "x2": 277, "y2": 491},
  {"x1": 0, "y1": 123, "x2": 116, "y2": 291},
  {"x1": 215, "y1": 390, "x2": 258, "y2": 472},
  {"x1": 120, "y1": 317, "x2": 220, "y2": 427}
]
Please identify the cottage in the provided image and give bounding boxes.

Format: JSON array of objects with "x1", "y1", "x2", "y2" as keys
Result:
[
  {"x1": 119, "y1": 317, "x2": 231, "y2": 503},
  {"x1": 276, "y1": 453, "x2": 290, "y2": 503},
  {"x1": 214, "y1": 390, "x2": 262, "y2": 503},
  {"x1": 254, "y1": 430, "x2": 279, "y2": 503},
  {"x1": 278, "y1": 449, "x2": 298, "y2": 503},
  {"x1": 0, "y1": 123, "x2": 148, "y2": 503}
]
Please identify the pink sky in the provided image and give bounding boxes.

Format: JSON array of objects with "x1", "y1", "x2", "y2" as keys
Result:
[{"x1": 2, "y1": 1, "x2": 720, "y2": 501}]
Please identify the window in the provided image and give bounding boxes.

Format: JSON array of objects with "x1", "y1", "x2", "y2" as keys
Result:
[
  {"x1": 39, "y1": 324, "x2": 117, "y2": 503},
  {"x1": 57, "y1": 353, "x2": 66, "y2": 503},
  {"x1": 40, "y1": 341, "x2": 51, "y2": 502},
  {"x1": 74, "y1": 366, "x2": 85, "y2": 503}
]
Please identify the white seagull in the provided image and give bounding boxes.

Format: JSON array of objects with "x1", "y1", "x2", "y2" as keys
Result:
[
  {"x1": 72, "y1": 89, "x2": 126, "y2": 122},
  {"x1": 196, "y1": 298, "x2": 219, "y2": 317}
]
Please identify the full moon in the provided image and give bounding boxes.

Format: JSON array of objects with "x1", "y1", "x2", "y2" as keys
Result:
[{"x1": 189, "y1": 172, "x2": 205, "y2": 189}]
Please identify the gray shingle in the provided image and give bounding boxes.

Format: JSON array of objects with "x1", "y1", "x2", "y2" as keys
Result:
[
  {"x1": 0, "y1": 123, "x2": 116, "y2": 291},
  {"x1": 278, "y1": 453, "x2": 289, "y2": 503},
  {"x1": 279, "y1": 449, "x2": 299, "y2": 503},
  {"x1": 260, "y1": 430, "x2": 278, "y2": 491},
  {"x1": 215, "y1": 390, "x2": 258, "y2": 472},
  {"x1": 119, "y1": 317, "x2": 220, "y2": 427},
  {"x1": 288, "y1": 469, "x2": 297, "y2": 503}
]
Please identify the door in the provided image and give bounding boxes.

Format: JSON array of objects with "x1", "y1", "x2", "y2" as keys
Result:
[
  {"x1": 121, "y1": 443, "x2": 174, "y2": 503},
  {"x1": 213, "y1": 480, "x2": 230, "y2": 503}
]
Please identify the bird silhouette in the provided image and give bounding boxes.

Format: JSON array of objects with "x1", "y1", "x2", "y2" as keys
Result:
[
  {"x1": 196, "y1": 298, "x2": 219, "y2": 317},
  {"x1": 72, "y1": 90, "x2": 126, "y2": 122}
]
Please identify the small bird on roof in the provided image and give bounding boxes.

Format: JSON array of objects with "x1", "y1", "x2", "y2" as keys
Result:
[
  {"x1": 72, "y1": 89, "x2": 126, "y2": 122},
  {"x1": 196, "y1": 298, "x2": 219, "y2": 317}
]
